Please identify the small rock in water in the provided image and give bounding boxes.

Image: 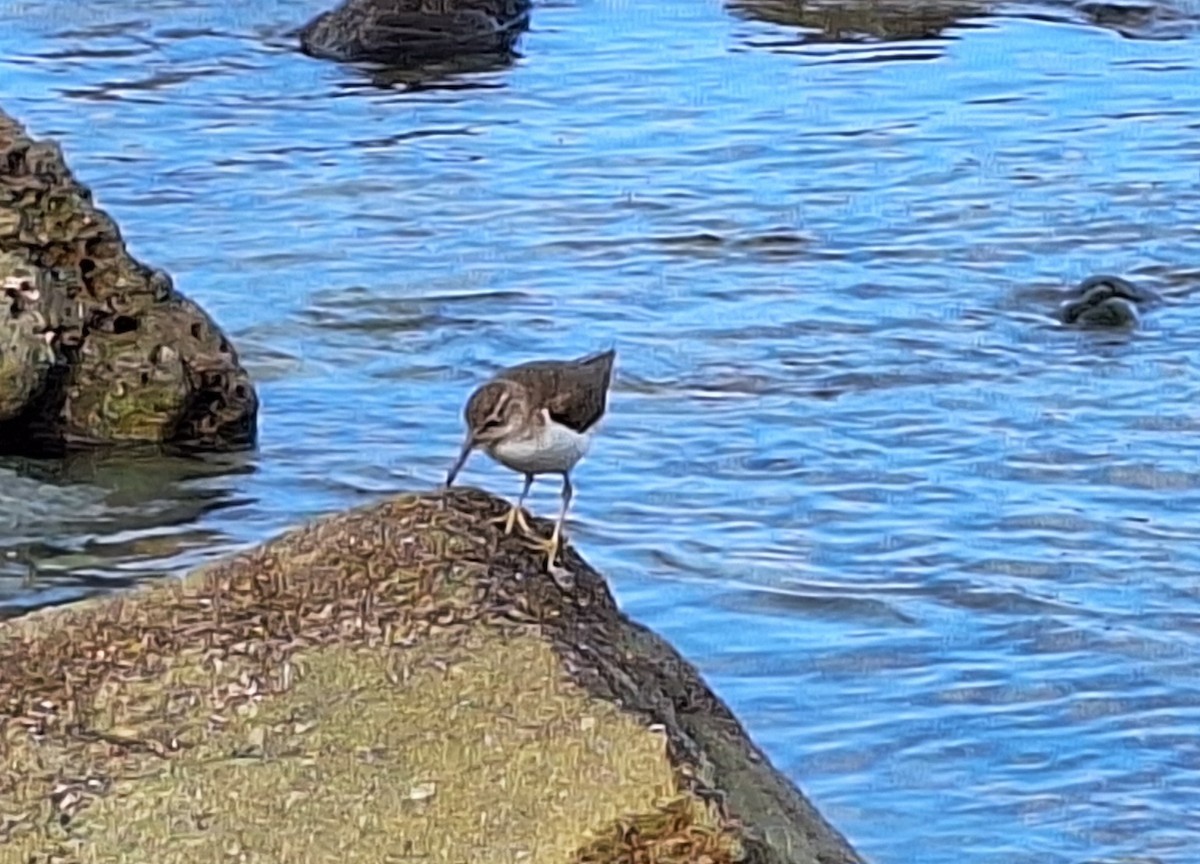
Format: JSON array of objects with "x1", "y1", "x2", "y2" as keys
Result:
[
  {"x1": 1057, "y1": 274, "x2": 1153, "y2": 329},
  {"x1": 297, "y1": 0, "x2": 533, "y2": 66}
]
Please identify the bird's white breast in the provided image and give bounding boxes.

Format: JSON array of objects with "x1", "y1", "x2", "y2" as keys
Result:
[{"x1": 490, "y1": 412, "x2": 593, "y2": 475}]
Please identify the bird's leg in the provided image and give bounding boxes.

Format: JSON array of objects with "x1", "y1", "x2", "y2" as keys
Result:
[
  {"x1": 525, "y1": 473, "x2": 573, "y2": 581},
  {"x1": 550, "y1": 472, "x2": 572, "y2": 564},
  {"x1": 506, "y1": 474, "x2": 537, "y2": 536},
  {"x1": 488, "y1": 474, "x2": 535, "y2": 536}
]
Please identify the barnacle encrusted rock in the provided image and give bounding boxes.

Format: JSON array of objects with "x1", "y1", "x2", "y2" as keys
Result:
[
  {"x1": 0, "y1": 108, "x2": 256, "y2": 454},
  {"x1": 0, "y1": 489, "x2": 863, "y2": 864}
]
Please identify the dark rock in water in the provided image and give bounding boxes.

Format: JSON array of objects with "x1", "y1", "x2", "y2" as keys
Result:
[
  {"x1": 0, "y1": 109, "x2": 257, "y2": 455},
  {"x1": 1058, "y1": 274, "x2": 1153, "y2": 328},
  {"x1": 298, "y1": 0, "x2": 533, "y2": 65},
  {"x1": 727, "y1": 0, "x2": 986, "y2": 43},
  {"x1": 1071, "y1": 0, "x2": 1200, "y2": 39},
  {"x1": 726, "y1": 0, "x2": 1200, "y2": 43}
]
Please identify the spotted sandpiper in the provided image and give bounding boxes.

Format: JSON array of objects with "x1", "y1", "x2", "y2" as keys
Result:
[{"x1": 445, "y1": 348, "x2": 616, "y2": 574}]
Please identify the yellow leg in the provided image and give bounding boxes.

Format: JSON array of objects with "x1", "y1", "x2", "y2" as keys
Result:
[
  {"x1": 523, "y1": 474, "x2": 573, "y2": 586},
  {"x1": 516, "y1": 506, "x2": 537, "y2": 536},
  {"x1": 543, "y1": 520, "x2": 575, "y2": 592},
  {"x1": 522, "y1": 521, "x2": 562, "y2": 566},
  {"x1": 487, "y1": 474, "x2": 535, "y2": 536},
  {"x1": 492, "y1": 503, "x2": 535, "y2": 536}
]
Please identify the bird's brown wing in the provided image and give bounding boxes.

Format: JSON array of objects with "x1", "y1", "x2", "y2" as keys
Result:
[{"x1": 500, "y1": 349, "x2": 616, "y2": 434}]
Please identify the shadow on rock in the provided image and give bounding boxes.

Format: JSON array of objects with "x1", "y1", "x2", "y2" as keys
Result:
[{"x1": 0, "y1": 110, "x2": 258, "y2": 456}]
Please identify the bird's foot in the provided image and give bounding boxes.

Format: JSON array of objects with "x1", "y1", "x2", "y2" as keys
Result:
[
  {"x1": 488, "y1": 505, "x2": 535, "y2": 537},
  {"x1": 546, "y1": 559, "x2": 575, "y2": 592},
  {"x1": 521, "y1": 529, "x2": 573, "y2": 589},
  {"x1": 520, "y1": 529, "x2": 558, "y2": 563}
]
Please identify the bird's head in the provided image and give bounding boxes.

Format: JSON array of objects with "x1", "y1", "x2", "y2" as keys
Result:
[{"x1": 445, "y1": 379, "x2": 530, "y2": 487}]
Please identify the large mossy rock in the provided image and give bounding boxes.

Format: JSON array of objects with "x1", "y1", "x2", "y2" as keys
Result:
[
  {"x1": 0, "y1": 489, "x2": 863, "y2": 864},
  {"x1": 0, "y1": 109, "x2": 256, "y2": 455}
]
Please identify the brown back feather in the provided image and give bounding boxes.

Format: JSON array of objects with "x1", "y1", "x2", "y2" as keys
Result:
[{"x1": 497, "y1": 349, "x2": 615, "y2": 433}]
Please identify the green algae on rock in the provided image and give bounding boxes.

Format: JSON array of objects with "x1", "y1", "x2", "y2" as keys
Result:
[
  {"x1": 0, "y1": 488, "x2": 863, "y2": 864},
  {"x1": 0, "y1": 108, "x2": 256, "y2": 455}
]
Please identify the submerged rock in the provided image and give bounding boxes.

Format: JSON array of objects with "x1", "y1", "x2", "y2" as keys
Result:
[
  {"x1": 1071, "y1": 0, "x2": 1200, "y2": 39},
  {"x1": 1057, "y1": 274, "x2": 1152, "y2": 328},
  {"x1": 726, "y1": 0, "x2": 1199, "y2": 43},
  {"x1": 727, "y1": 0, "x2": 984, "y2": 42},
  {"x1": 0, "y1": 109, "x2": 256, "y2": 455},
  {"x1": 0, "y1": 489, "x2": 863, "y2": 863},
  {"x1": 298, "y1": 0, "x2": 533, "y2": 65}
]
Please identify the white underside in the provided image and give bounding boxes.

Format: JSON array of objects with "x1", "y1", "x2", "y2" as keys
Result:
[{"x1": 490, "y1": 411, "x2": 593, "y2": 475}]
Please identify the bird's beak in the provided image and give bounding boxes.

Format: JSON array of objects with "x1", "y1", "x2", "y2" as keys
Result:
[{"x1": 445, "y1": 436, "x2": 475, "y2": 488}]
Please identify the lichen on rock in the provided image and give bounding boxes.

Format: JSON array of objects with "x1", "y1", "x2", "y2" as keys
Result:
[{"x1": 0, "y1": 108, "x2": 256, "y2": 454}]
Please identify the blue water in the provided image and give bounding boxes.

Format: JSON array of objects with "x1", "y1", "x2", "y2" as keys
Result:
[{"x1": 3, "y1": 0, "x2": 1200, "y2": 860}]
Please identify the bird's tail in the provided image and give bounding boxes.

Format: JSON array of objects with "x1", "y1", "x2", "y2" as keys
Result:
[
  {"x1": 579, "y1": 347, "x2": 616, "y2": 367},
  {"x1": 579, "y1": 348, "x2": 616, "y2": 384}
]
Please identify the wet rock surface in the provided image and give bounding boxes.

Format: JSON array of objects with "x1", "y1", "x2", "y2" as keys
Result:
[
  {"x1": 297, "y1": 0, "x2": 533, "y2": 65},
  {"x1": 0, "y1": 109, "x2": 256, "y2": 455}
]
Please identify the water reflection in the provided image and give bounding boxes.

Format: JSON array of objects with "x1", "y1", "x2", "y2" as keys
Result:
[
  {"x1": 0, "y1": 449, "x2": 256, "y2": 617},
  {"x1": 341, "y1": 49, "x2": 524, "y2": 92}
]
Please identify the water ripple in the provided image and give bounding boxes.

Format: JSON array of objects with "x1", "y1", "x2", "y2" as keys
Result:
[{"x1": 2, "y1": 0, "x2": 1200, "y2": 860}]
